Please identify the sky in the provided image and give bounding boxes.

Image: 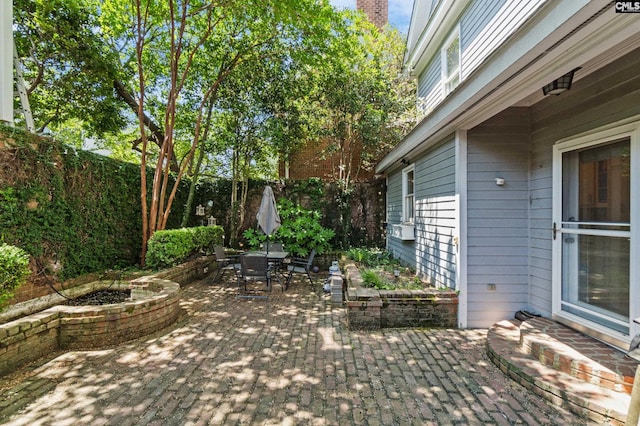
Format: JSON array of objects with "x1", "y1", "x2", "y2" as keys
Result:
[{"x1": 330, "y1": 0, "x2": 413, "y2": 35}]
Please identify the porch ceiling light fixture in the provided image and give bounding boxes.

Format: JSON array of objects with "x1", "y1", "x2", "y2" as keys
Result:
[{"x1": 542, "y1": 68, "x2": 581, "y2": 96}]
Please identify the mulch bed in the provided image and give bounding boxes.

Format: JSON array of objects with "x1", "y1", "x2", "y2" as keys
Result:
[{"x1": 65, "y1": 289, "x2": 131, "y2": 306}]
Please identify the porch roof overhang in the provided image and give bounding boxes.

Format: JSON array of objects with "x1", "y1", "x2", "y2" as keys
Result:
[{"x1": 376, "y1": 1, "x2": 640, "y2": 175}]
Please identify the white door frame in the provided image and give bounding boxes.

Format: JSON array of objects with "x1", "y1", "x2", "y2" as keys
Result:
[{"x1": 552, "y1": 115, "x2": 640, "y2": 350}]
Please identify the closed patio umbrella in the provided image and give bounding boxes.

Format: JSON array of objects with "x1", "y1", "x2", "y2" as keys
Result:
[{"x1": 256, "y1": 185, "x2": 281, "y2": 253}]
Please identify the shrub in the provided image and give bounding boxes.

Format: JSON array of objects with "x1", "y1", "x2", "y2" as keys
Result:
[
  {"x1": 243, "y1": 199, "x2": 334, "y2": 257},
  {"x1": 346, "y1": 247, "x2": 395, "y2": 268},
  {"x1": 190, "y1": 226, "x2": 224, "y2": 255},
  {"x1": 360, "y1": 267, "x2": 424, "y2": 291},
  {"x1": 0, "y1": 243, "x2": 31, "y2": 309},
  {"x1": 360, "y1": 269, "x2": 394, "y2": 290},
  {"x1": 146, "y1": 226, "x2": 223, "y2": 269}
]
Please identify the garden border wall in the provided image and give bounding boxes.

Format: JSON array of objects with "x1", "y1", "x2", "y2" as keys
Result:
[
  {"x1": 0, "y1": 256, "x2": 213, "y2": 377},
  {"x1": 344, "y1": 262, "x2": 459, "y2": 330}
]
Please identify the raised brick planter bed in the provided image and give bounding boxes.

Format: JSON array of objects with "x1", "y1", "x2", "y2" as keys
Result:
[
  {"x1": 344, "y1": 262, "x2": 458, "y2": 330},
  {"x1": 0, "y1": 256, "x2": 213, "y2": 377},
  {"x1": 346, "y1": 287, "x2": 458, "y2": 330}
]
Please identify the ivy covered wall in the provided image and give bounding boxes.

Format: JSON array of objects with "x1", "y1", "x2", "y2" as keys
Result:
[
  {"x1": 0, "y1": 126, "x2": 192, "y2": 300},
  {"x1": 0, "y1": 126, "x2": 385, "y2": 304}
]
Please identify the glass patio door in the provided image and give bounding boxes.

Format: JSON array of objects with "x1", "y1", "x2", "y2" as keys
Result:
[{"x1": 557, "y1": 138, "x2": 631, "y2": 335}]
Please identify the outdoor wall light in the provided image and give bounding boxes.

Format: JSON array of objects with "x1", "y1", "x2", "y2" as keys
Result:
[
  {"x1": 400, "y1": 158, "x2": 410, "y2": 166},
  {"x1": 542, "y1": 68, "x2": 581, "y2": 96},
  {"x1": 495, "y1": 177, "x2": 505, "y2": 186}
]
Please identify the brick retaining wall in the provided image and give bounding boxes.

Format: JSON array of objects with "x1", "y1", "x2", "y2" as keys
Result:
[
  {"x1": 344, "y1": 262, "x2": 459, "y2": 330},
  {"x1": 56, "y1": 279, "x2": 181, "y2": 350},
  {"x1": 346, "y1": 288, "x2": 458, "y2": 330},
  {"x1": 0, "y1": 256, "x2": 213, "y2": 377}
]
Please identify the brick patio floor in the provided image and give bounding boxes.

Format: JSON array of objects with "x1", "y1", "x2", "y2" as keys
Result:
[{"x1": 0, "y1": 277, "x2": 599, "y2": 425}]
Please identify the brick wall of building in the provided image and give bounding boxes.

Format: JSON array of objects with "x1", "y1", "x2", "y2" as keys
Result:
[
  {"x1": 280, "y1": 0, "x2": 388, "y2": 182},
  {"x1": 279, "y1": 139, "x2": 374, "y2": 182},
  {"x1": 356, "y1": 0, "x2": 388, "y2": 29}
]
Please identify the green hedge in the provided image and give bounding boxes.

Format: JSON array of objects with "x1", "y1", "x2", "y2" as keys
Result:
[
  {"x1": 0, "y1": 244, "x2": 30, "y2": 308},
  {"x1": 0, "y1": 126, "x2": 195, "y2": 280},
  {"x1": 146, "y1": 225, "x2": 224, "y2": 269}
]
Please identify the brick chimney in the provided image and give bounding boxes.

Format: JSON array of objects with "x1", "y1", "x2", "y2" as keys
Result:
[{"x1": 356, "y1": 0, "x2": 388, "y2": 29}]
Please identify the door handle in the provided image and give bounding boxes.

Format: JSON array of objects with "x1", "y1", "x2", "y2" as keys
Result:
[{"x1": 553, "y1": 222, "x2": 557, "y2": 240}]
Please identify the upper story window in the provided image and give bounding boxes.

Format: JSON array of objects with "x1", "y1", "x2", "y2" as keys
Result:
[
  {"x1": 442, "y1": 28, "x2": 460, "y2": 95},
  {"x1": 403, "y1": 165, "x2": 415, "y2": 223}
]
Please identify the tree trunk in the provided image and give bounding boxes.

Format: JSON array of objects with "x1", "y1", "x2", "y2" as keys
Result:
[{"x1": 181, "y1": 99, "x2": 214, "y2": 227}]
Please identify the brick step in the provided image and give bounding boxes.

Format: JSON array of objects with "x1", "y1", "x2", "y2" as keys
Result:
[
  {"x1": 519, "y1": 317, "x2": 637, "y2": 395},
  {"x1": 487, "y1": 319, "x2": 634, "y2": 425}
]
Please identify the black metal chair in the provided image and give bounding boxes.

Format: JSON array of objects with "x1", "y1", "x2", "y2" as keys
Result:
[
  {"x1": 285, "y1": 249, "x2": 316, "y2": 291},
  {"x1": 236, "y1": 255, "x2": 274, "y2": 293},
  {"x1": 212, "y1": 245, "x2": 239, "y2": 284},
  {"x1": 265, "y1": 242, "x2": 285, "y2": 275}
]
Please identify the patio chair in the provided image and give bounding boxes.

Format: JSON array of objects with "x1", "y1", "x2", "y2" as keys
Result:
[
  {"x1": 212, "y1": 245, "x2": 239, "y2": 284},
  {"x1": 237, "y1": 254, "x2": 275, "y2": 292},
  {"x1": 267, "y1": 242, "x2": 284, "y2": 252},
  {"x1": 285, "y1": 249, "x2": 316, "y2": 291},
  {"x1": 265, "y1": 241, "x2": 285, "y2": 272}
]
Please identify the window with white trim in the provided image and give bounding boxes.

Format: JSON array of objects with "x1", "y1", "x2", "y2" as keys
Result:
[
  {"x1": 442, "y1": 28, "x2": 460, "y2": 95},
  {"x1": 402, "y1": 166, "x2": 415, "y2": 223}
]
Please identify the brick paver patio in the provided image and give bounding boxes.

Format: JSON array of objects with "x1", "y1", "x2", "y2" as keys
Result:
[{"x1": 0, "y1": 277, "x2": 597, "y2": 425}]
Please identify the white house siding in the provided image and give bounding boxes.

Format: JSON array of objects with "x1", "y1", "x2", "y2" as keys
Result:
[
  {"x1": 417, "y1": 56, "x2": 441, "y2": 116},
  {"x1": 386, "y1": 171, "x2": 416, "y2": 267},
  {"x1": 414, "y1": 0, "x2": 546, "y2": 120},
  {"x1": 466, "y1": 108, "x2": 530, "y2": 328},
  {"x1": 527, "y1": 48, "x2": 640, "y2": 317},
  {"x1": 414, "y1": 139, "x2": 457, "y2": 288}
]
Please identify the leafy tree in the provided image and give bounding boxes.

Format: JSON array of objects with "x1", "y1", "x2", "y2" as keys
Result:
[
  {"x1": 11, "y1": 1, "x2": 411, "y2": 260},
  {"x1": 208, "y1": 55, "x2": 318, "y2": 246},
  {"x1": 303, "y1": 12, "x2": 416, "y2": 247},
  {"x1": 315, "y1": 13, "x2": 416, "y2": 188},
  {"x1": 13, "y1": 0, "x2": 126, "y2": 136},
  {"x1": 120, "y1": 0, "x2": 339, "y2": 263},
  {"x1": 173, "y1": 1, "x2": 342, "y2": 243}
]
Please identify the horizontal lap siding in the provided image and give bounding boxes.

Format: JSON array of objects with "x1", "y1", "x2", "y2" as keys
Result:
[
  {"x1": 416, "y1": 0, "x2": 546, "y2": 118},
  {"x1": 415, "y1": 140, "x2": 456, "y2": 288},
  {"x1": 386, "y1": 172, "x2": 415, "y2": 266},
  {"x1": 528, "y1": 137, "x2": 553, "y2": 315},
  {"x1": 528, "y1": 48, "x2": 640, "y2": 316},
  {"x1": 467, "y1": 108, "x2": 530, "y2": 328},
  {"x1": 461, "y1": 0, "x2": 544, "y2": 80},
  {"x1": 417, "y1": 57, "x2": 442, "y2": 115}
]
